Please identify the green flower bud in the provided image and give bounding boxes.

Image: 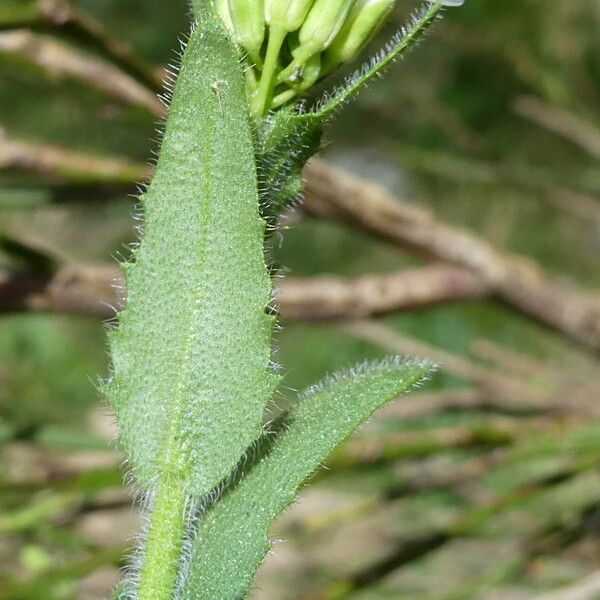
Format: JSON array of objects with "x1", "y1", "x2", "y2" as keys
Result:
[
  {"x1": 215, "y1": 0, "x2": 235, "y2": 32},
  {"x1": 227, "y1": 0, "x2": 266, "y2": 65},
  {"x1": 272, "y1": 53, "x2": 320, "y2": 107},
  {"x1": 294, "y1": 0, "x2": 355, "y2": 64},
  {"x1": 265, "y1": 0, "x2": 316, "y2": 32},
  {"x1": 294, "y1": 53, "x2": 322, "y2": 91},
  {"x1": 249, "y1": 0, "x2": 463, "y2": 116},
  {"x1": 325, "y1": 0, "x2": 394, "y2": 69}
]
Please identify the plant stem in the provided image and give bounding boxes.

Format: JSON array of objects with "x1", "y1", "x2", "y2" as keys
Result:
[
  {"x1": 137, "y1": 475, "x2": 187, "y2": 600},
  {"x1": 253, "y1": 25, "x2": 287, "y2": 116}
]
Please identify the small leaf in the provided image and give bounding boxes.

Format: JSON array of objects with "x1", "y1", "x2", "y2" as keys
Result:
[
  {"x1": 256, "y1": 106, "x2": 324, "y2": 222},
  {"x1": 180, "y1": 357, "x2": 434, "y2": 599}
]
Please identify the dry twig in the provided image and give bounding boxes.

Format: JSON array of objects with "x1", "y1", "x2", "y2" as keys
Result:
[
  {"x1": 304, "y1": 159, "x2": 600, "y2": 352},
  {"x1": 343, "y1": 320, "x2": 552, "y2": 408},
  {"x1": 5, "y1": 263, "x2": 592, "y2": 418},
  {"x1": 373, "y1": 388, "x2": 542, "y2": 422},
  {"x1": 0, "y1": 30, "x2": 164, "y2": 115},
  {"x1": 0, "y1": 263, "x2": 481, "y2": 321},
  {"x1": 276, "y1": 265, "x2": 486, "y2": 320},
  {"x1": 328, "y1": 415, "x2": 557, "y2": 469},
  {"x1": 545, "y1": 188, "x2": 600, "y2": 225},
  {"x1": 0, "y1": 264, "x2": 121, "y2": 317},
  {"x1": 0, "y1": 138, "x2": 150, "y2": 185},
  {"x1": 0, "y1": 0, "x2": 162, "y2": 90},
  {"x1": 514, "y1": 96, "x2": 600, "y2": 161},
  {"x1": 2, "y1": 138, "x2": 599, "y2": 350},
  {"x1": 287, "y1": 449, "x2": 508, "y2": 535}
]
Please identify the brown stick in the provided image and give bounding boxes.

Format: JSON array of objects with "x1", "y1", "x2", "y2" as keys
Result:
[
  {"x1": 303, "y1": 159, "x2": 600, "y2": 352},
  {"x1": 287, "y1": 448, "x2": 508, "y2": 535},
  {"x1": 0, "y1": 264, "x2": 123, "y2": 317},
  {"x1": 372, "y1": 389, "x2": 543, "y2": 422},
  {"x1": 471, "y1": 339, "x2": 554, "y2": 380},
  {"x1": 4, "y1": 265, "x2": 585, "y2": 417},
  {"x1": 276, "y1": 265, "x2": 486, "y2": 320},
  {"x1": 328, "y1": 416, "x2": 554, "y2": 469},
  {"x1": 0, "y1": 138, "x2": 150, "y2": 185},
  {"x1": 342, "y1": 320, "x2": 563, "y2": 411},
  {"x1": 0, "y1": 0, "x2": 163, "y2": 91},
  {"x1": 2, "y1": 138, "x2": 599, "y2": 351},
  {"x1": 0, "y1": 264, "x2": 482, "y2": 321},
  {"x1": 0, "y1": 30, "x2": 164, "y2": 116},
  {"x1": 545, "y1": 188, "x2": 600, "y2": 225},
  {"x1": 513, "y1": 96, "x2": 600, "y2": 161}
]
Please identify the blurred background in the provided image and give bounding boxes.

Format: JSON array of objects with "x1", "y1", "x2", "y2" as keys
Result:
[{"x1": 0, "y1": 0, "x2": 599, "y2": 598}]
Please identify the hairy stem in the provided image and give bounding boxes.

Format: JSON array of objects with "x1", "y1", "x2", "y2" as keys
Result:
[
  {"x1": 106, "y1": 13, "x2": 277, "y2": 598},
  {"x1": 137, "y1": 477, "x2": 187, "y2": 599}
]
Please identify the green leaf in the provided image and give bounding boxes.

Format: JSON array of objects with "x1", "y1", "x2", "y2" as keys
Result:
[
  {"x1": 181, "y1": 357, "x2": 434, "y2": 599},
  {"x1": 106, "y1": 16, "x2": 278, "y2": 497},
  {"x1": 256, "y1": 106, "x2": 324, "y2": 223}
]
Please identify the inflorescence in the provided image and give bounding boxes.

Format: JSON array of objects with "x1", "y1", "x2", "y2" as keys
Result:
[{"x1": 216, "y1": 0, "x2": 464, "y2": 116}]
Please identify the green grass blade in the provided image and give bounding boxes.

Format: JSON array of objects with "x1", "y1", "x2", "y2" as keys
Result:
[{"x1": 181, "y1": 357, "x2": 434, "y2": 599}]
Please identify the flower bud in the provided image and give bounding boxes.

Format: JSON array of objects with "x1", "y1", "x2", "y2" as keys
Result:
[
  {"x1": 325, "y1": 0, "x2": 394, "y2": 69},
  {"x1": 250, "y1": 0, "x2": 464, "y2": 115},
  {"x1": 227, "y1": 0, "x2": 266, "y2": 64},
  {"x1": 265, "y1": 0, "x2": 316, "y2": 32},
  {"x1": 293, "y1": 0, "x2": 355, "y2": 64},
  {"x1": 215, "y1": 0, "x2": 235, "y2": 32},
  {"x1": 294, "y1": 53, "x2": 322, "y2": 91}
]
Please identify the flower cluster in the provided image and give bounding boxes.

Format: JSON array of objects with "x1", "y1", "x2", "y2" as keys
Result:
[{"x1": 216, "y1": 0, "x2": 462, "y2": 116}]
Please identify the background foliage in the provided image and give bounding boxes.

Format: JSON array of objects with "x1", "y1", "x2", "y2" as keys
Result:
[{"x1": 0, "y1": 0, "x2": 599, "y2": 598}]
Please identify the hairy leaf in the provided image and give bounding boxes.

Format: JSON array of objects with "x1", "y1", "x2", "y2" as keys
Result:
[
  {"x1": 256, "y1": 106, "x2": 324, "y2": 223},
  {"x1": 106, "y1": 17, "x2": 278, "y2": 496},
  {"x1": 181, "y1": 358, "x2": 434, "y2": 599}
]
